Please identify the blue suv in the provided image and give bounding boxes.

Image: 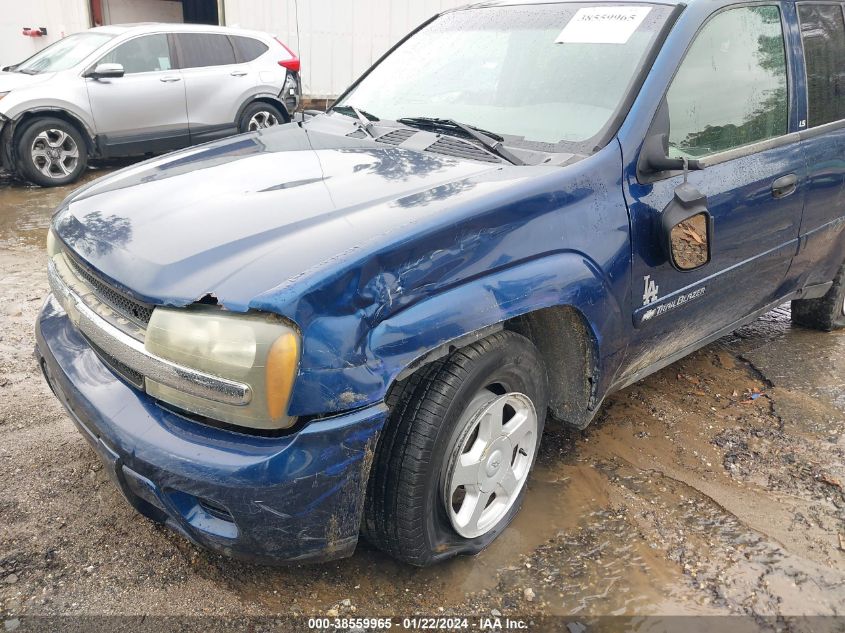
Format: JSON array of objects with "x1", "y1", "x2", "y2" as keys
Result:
[{"x1": 36, "y1": 0, "x2": 845, "y2": 566}]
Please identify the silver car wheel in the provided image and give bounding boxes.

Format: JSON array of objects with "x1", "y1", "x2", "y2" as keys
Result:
[
  {"x1": 30, "y1": 129, "x2": 79, "y2": 179},
  {"x1": 443, "y1": 391, "x2": 538, "y2": 539},
  {"x1": 247, "y1": 111, "x2": 280, "y2": 131}
]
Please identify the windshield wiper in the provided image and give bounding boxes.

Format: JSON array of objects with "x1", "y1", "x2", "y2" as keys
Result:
[
  {"x1": 397, "y1": 117, "x2": 525, "y2": 166},
  {"x1": 332, "y1": 104, "x2": 378, "y2": 138}
]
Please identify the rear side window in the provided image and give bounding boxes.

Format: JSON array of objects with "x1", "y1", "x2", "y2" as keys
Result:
[
  {"x1": 797, "y1": 3, "x2": 845, "y2": 127},
  {"x1": 666, "y1": 6, "x2": 788, "y2": 158},
  {"x1": 232, "y1": 36, "x2": 268, "y2": 62},
  {"x1": 177, "y1": 33, "x2": 237, "y2": 68},
  {"x1": 100, "y1": 34, "x2": 172, "y2": 74}
]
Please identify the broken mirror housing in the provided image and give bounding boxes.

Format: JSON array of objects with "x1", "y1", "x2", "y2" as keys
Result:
[{"x1": 145, "y1": 307, "x2": 300, "y2": 430}]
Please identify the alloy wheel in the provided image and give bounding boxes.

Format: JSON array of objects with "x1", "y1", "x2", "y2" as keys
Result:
[
  {"x1": 247, "y1": 111, "x2": 280, "y2": 131},
  {"x1": 443, "y1": 391, "x2": 538, "y2": 539},
  {"x1": 30, "y1": 129, "x2": 80, "y2": 180}
]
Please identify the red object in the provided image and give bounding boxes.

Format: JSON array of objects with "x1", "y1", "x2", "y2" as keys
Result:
[
  {"x1": 22, "y1": 28, "x2": 45, "y2": 37},
  {"x1": 274, "y1": 37, "x2": 300, "y2": 73},
  {"x1": 90, "y1": 0, "x2": 104, "y2": 26}
]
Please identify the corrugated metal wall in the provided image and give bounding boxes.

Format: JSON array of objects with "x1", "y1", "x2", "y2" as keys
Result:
[{"x1": 223, "y1": 0, "x2": 468, "y2": 98}]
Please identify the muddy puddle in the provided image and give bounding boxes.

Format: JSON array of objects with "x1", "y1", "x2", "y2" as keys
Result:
[
  {"x1": 1, "y1": 166, "x2": 844, "y2": 619},
  {"x1": 209, "y1": 329, "x2": 845, "y2": 618},
  {"x1": 0, "y1": 166, "x2": 122, "y2": 249}
]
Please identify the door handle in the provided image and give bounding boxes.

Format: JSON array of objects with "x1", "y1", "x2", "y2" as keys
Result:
[
  {"x1": 159, "y1": 76, "x2": 181, "y2": 83},
  {"x1": 230, "y1": 70, "x2": 248, "y2": 77},
  {"x1": 772, "y1": 173, "x2": 798, "y2": 199}
]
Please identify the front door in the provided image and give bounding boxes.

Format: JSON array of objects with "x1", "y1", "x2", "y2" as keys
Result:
[
  {"x1": 621, "y1": 3, "x2": 805, "y2": 380},
  {"x1": 86, "y1": 33, "x2": 189, "y2": 154}
]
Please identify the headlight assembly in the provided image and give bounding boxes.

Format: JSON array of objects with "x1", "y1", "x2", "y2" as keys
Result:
[
  {"x1": 145, "y1": 307, "x2": 299, "y2": 430},
  {"x1": 46, "y1": 228, "x2": 60, "y2": 258}
]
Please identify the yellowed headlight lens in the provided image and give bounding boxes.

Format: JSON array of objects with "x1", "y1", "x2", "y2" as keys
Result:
[{"x1": 145, "y1": 307, "x2": 299, "y2": 429}]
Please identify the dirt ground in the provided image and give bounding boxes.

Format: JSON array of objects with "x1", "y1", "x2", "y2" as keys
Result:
[{"x1": 1, "y1": 166, "x2": 844, "y2": 628}]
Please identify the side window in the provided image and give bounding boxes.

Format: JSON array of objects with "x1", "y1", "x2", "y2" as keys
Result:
[
  {"x1": 667, "y1": 6, "x2": 788, "y2": 158},
  {"x1": 177, "y1": 33, "x2": 237, "y2": 69},
  {"x1": 99, "y1": 34, "x2": 172, "y2": 74},
  {"x1": 232, "y1": 36, "x2": 269, "y2": 63},
  {"x1": 797, "y1": 3, "x2": 845, "y2": 127}
]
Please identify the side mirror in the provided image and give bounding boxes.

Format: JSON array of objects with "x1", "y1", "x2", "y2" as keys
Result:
[
  {"x1": 641, "y1": 132, "x2": 703, "y2": 173},
  {"x1": 661, "y1": 182, "x2": 712, "y2": 271},
  {"x1": 86, "y1": 63, "x2": 124, "y2": 79}
]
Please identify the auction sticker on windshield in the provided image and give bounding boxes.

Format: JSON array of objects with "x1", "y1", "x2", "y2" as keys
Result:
[{"x1": 556, "y1": 6, "x2": 652, "y2": 44}]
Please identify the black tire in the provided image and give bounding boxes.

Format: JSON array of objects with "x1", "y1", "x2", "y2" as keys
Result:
[
  {"x1": 791, "y1": 263, "x2": 845, "y2": 331},
  {"x1": 15, "y1": 117, "x2": 88, "y2": 187},
  {"x1": 363, "y1": 330, "x2": 548, "y2": 566},
  {"x1": 237, "y1": 102, "x2": 287, "y2": 133}
]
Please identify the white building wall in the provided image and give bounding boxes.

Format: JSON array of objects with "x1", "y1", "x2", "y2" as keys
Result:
[
  {"x1": 0, "y1": 0, "x2": 92, "y2": 68},
  {"x1": 0, "y1": 0, "x2": 466, "y2": 98},
  {"x1": 223, "y1": 0, "x2": 468, "y2": 99}
]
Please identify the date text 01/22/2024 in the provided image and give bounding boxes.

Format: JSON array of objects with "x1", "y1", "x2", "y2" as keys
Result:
[{"x1": 306, "y1": 617, "x2": 529, "y2": 630}]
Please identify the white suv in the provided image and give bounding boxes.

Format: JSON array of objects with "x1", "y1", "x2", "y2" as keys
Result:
[{"x1": 0, "y1": 23, "x2": 301, "y2": 186}]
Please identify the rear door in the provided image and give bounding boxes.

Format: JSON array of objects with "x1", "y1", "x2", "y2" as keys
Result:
[
  {"x1": 174, "y1": 32, "x2": 257, "y2": 142},
  {"x1": 620, "y1": 4, "x2": 805, "y2": 380},
  {"x1": 86, "y1": 33, "x2": 189, "y2": 153},
  {"x1": 790, "y1": 3, "x2": 845, "y2": 288}
]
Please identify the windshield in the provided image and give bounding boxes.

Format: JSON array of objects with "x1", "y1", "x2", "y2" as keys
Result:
[
  {"x1": 15, "y1": 32, "x2": 115, "y2": 74},
  {"x1": 336, "y1": 3, "x2": 672, "y2": 151}
]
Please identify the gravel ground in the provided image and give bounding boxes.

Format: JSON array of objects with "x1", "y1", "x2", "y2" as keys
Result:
[{"x1": 1, "y1": 169, "x2": 844, "y2": 630}]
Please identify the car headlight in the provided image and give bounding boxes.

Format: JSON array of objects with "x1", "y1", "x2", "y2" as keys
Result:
[
  {"x1": 46, "y1": 228, "x2": 60, "y2": 258},
  {"x1": 0, "y1": 92, "x2": 8, "y2": 102},
  {"x1": 145, "y1": 307, "x2": 299, "y2": 430}
]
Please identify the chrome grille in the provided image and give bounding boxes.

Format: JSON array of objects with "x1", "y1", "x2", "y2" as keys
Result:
[
  {"x1": 87, "y1": 338, "x2": 145, "y2": 389},
  {"x1": 65, "y1": 253, "x2": 154, "y2": 326}
]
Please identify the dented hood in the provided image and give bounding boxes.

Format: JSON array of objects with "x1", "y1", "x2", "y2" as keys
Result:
[{"x1": 53, "y1": 123, "x2": 518, "y2": 311}]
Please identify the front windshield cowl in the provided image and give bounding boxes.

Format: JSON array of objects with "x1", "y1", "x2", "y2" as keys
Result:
[{"x1": 335, "y1": 3, "x2": 674, "y2": 155}]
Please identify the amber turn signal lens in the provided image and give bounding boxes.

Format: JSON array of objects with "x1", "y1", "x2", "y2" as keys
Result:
[{"x1": 266, "y1": 330, "x2": 299, "y2": 420}]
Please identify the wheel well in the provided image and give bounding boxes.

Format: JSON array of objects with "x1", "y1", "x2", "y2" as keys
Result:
[
  {"x1": 238, "y1": 97, "x2": 291, "y2": 124},
  {"x1": 13, "y1": 110, "x2": 95, "y2": 156},
  {"x1": 505, "y1": 306, "x2": 598, "y2": 429},
  {"x1": 386, "y1": 305, "x2": 599, "y2": 430}
]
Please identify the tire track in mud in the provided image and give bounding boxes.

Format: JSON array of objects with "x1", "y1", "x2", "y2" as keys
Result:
[{"x1": 460, "y1": 335, "x2": 845, "y2": 618}]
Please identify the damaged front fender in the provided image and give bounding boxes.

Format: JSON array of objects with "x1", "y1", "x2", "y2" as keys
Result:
[{"x1": 286, "y1": 251, "x2": 628, "y2": 417}]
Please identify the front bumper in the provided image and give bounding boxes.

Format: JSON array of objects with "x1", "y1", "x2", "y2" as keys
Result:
[{"x1": 35, "y1": 294, "x2": 387, "y2": 564}]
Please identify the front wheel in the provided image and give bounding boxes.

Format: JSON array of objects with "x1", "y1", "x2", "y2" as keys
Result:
[
  {"x1": 15, "y1": 117, "x2": 88, "y2": 187},
  {"x1": 363, "y1": 331, "x2": 548, "y2": 566}
]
